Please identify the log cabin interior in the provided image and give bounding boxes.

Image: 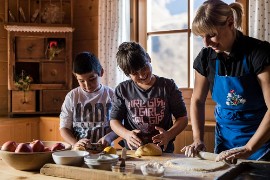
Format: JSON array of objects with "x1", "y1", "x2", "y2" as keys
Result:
[{"x1": 0, "y1": 0, "x2": 249, "y2": 154}]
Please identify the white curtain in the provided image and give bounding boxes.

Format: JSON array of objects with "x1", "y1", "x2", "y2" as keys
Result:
[
  {"x1": 98, "y1": 0, "x2": 130, "y2": 89},
  {"x1": 249, "y1": 0, "x2": 270, "y2": 41}
]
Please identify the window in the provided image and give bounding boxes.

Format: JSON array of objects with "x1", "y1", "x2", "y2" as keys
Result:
[{"x1": 134, "y1": 0, "x2": 241, "y2": 88}]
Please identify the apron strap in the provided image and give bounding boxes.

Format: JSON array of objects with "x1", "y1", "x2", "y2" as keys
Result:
[
  {"x1": 242, "y1": 55, "x2": 249, "y2": 74},
  {"x1": 215, "y1": 58, "x2": 220, "y2": 75}
]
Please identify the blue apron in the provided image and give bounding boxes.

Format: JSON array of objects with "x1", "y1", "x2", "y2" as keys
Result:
[{"x1": 212, "y1": 55, "x2": 270, "y2": 160}]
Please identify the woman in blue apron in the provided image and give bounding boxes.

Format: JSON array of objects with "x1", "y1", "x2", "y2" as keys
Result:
[{"x1": 182, "y1": 0, "x2": 270, "y2": 162}]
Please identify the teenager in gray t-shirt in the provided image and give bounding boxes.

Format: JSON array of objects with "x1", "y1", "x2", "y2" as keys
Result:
[{"x1": 110, "y1": 42, "x2": 188, "y2": 153}]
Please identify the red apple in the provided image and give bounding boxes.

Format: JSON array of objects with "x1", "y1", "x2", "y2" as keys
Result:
[
  {"x1": 51, "y1": 142, "x2": 65, "y2": 151},
  {"x1": 43, "y1": 146, "x2": 51, "y2": 152},
  {"x1": 1, "y1": 141, "x2": 17, "y2": 152},
  {"x1": 15, "y1": 143, "x2": 33, "y2": 153},
  {"x1": 29, "y1": 140, "x2": 45, "y2": 152}
]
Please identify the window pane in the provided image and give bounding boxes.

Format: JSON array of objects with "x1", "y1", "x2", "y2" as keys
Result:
[
  {"x1": 148, "y1": 33, "x2": 188, "y2": 88},
  {"x1": 147, "y1": 0, "x2": 188, "y2": 31}
]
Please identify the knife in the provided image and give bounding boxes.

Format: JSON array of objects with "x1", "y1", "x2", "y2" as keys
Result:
[
  {"x1": 197, "y1": 151, "x2": 218, "y2": 161},
  {"x1": 120, "y1": 147, "x2": 127, "y2": 170}
]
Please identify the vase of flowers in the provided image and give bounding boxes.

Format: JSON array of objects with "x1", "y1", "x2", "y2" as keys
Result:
[
  {"x1": 46, "y1": 40, "x2": 64, "y2": 60},
  {"x1": 14, "y1": 70, "x2": 33, "y2": 104}
]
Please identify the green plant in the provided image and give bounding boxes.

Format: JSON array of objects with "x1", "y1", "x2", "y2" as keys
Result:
[
  {"x1": 15, "y1": 70, "x2": 33, "y2": 91},
  {"x1": 15, "y1": 70, "x2": 33, "y2": 104}
]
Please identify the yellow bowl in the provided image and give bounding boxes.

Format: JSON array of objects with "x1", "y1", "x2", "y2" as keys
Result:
[{"x1": 0, "y1": 141, "x2": 71, "y2": 171}]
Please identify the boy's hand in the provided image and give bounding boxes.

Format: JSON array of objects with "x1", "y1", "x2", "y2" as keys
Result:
[
  {"x1": 152, "y1": 126, "x2": 170, "y2": 151},
  {"x1": 125, "y1": 129, "x2": 142, "y2": 150},
  {"x1": 97, "y1": 137, "x2": 109, "y2": 147},
  {"x1": 73, "y1": 138, "x2": 90, "y2": 148}
]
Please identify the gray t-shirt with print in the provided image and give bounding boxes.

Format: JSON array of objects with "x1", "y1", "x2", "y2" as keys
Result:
[{"x1": 110, "y1": 76, "x2": 187, "y2": 144}]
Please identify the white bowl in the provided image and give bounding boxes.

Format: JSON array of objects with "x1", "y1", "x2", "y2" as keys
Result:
[
  {"x1": 84, "y1": 154, "x2": 119, "y2": 170},
  {"x1": 52, "y1": 150, "x2": 89, "y2": 166},
  {"x1": 140, "y1": 162, "x2": 165, "y2": 177}
]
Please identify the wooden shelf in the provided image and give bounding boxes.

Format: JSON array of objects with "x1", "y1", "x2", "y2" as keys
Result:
[{"x1": 5, "y1": 0, "x2": 73, "y2": 116}]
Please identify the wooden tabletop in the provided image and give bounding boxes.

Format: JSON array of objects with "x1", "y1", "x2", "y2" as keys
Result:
[
  {"x1": 0, "y1": 151, "x2": 234, "y2": 180},
  {"x1": 0, "y1": 159, "x2": 63, "y2": 180}
]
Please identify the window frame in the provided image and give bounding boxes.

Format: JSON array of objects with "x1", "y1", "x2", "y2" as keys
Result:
[{"x1": 130, "y1": 0, "x2": 248, "y2": 89}]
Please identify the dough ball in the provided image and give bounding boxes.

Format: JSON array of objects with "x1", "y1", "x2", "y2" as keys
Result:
[{"x1": 135, "y1": 143, "x2": 162, "y2": 156}]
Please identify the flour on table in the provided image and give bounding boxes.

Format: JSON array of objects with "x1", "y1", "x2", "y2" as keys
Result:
[{"x1": 165, "y1": 158, "x2": 226, "y2": 171}]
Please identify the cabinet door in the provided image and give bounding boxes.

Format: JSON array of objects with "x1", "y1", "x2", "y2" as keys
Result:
[
  {"x1": 42, "y1": 90, "x2": 68, "y2": 113},
  {"x1": 39, "y1": 118, "x2": 62, "y2": 141},
  {"x1": 16, "y1": 37, "x2": 45, "y2": 59},
  {"x1": 13, "y1": 119, "x2": 39, "y2": 143},
  {"x1": 0, "y1": 123, "x2": 13, "y2": 145}
]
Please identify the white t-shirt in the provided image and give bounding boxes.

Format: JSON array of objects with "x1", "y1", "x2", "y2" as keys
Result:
[{"x1": 60, "y1": 85, "x2": 114, "y2": 143}]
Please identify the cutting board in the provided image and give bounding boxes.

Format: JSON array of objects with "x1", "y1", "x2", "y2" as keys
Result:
[
  {"x1": 40, "y1": 151, "x2": 231, "y2": 180},
  {"x1": 40, "y1": 163, "x2": 170, "y2": 180}
]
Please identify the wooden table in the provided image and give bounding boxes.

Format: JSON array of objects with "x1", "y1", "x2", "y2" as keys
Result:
[
  {"x1": 0, "y1": 159, "x2": 63, "y2": 180},
  {"x1": 0, "y1": 151, "x2": 235, "y2": 180}
]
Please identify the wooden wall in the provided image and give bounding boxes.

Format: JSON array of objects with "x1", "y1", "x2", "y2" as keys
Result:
[
  {"x1": 0, "y1": 0, "x2": 100, "y2": 116},
  {"x1": 0, "y1": 0, "x2": 8, "y2": 116}
]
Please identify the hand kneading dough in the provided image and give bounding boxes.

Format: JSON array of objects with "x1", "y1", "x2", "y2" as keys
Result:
[{"x1": 135, "y1": 143, "x2": 162, "y2": 156}]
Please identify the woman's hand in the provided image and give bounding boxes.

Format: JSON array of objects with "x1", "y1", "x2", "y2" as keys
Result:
[
  {"x1": 125, "y1": 129, "x2": 142, "y2": 150},
  {"x1": 152, "y1": 126, "x2": 170, "y2": 151},
  {"x1": 215, "y1": 146, "x2": 252, "y2": 164},
  {"x1": 181, "y1": 140, "x2": 206, "y2": 157}
]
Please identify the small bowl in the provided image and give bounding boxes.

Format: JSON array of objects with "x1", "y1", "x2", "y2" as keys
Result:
[
  {"x1": 84, "y1": 154, "x2": 119, "y2": 170},
  {"x1": 140, "y1": 162, "x2": 165, "y2": 177},
  {"x1": 52, "y1": 150, "x2": 89, "y2": 166},
  {"x1": 0, "y1": 141, "x2": 71, "y2": 171},
  {"x1": 112, "y1": 162, "x2": 136, "y2": 174}
]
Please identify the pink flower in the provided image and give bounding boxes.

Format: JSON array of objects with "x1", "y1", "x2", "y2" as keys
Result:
[{"x1": 49, "y1": 41, "x2": 58, "y2": 48}]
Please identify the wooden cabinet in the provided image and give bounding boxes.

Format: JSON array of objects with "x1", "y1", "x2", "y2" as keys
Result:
[
  {"x1": 4, "y1": 0, "x2": 74, "y2": 116},
  {"x1": 0, "y1": 117, "x2": 39, "y2": 145},
  {"x1": 39, "y1": 117, "x2": 62, "y2": 141}
]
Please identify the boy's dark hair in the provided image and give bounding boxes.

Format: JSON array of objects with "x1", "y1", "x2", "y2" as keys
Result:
[
  {"x1": 73, "y1": 52, "x2": 102, "y2": 76},
  {"x1": 116, "y1": 42, "x2": 149, "y2": 76}
]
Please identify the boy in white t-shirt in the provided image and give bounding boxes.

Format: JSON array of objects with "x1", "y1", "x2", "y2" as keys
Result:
[{"x1": 60, "y1": 52, "x2": 117, "y2": 149}]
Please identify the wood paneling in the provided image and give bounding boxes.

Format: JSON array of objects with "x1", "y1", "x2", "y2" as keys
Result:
[
  {"x1": 0, "y1": 24, "x2": 6, "y2": 38},
  {"x1": 0, "y1": 85, "x2": 8, "y2": 116},
  {"x1": 0, "y1": 62, "x2": 7, "y2": 85},
  {"x1": 73, "y1": 39, "x2": 98, "y2": 57},
  {"x1": 73, "y1": 0, "x2": 98, "y2": 18},
  {"x1": 0, "y1": 117, "x2": 39, "y2": 145},
  {"x1": 73, "y1": 16, "x2": 98, "y2": 40}
]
